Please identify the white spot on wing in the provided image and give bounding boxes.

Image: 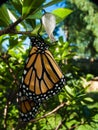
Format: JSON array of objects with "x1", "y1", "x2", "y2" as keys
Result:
[
  {"x1": 24, "y1": 70, "x2": 27, "y2": 75},
  {"x1": 29, "y1": 112, "x2": 32, "y2": 115},
  {"x1": 23, "y1": 89, "x2": 26, "y2": 93},
  {"x1": 18, "y1": 92, "x2": 22, "y2": 96},
  {"x1": 23, "y1": 85, "x2": 26, "y2": 88}
]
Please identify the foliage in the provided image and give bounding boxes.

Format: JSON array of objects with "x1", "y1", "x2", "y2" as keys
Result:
[
  {"x1": 65, "y1": 0, "x2": 98, "y2": 58},
  {"x1": 0, "y1": 0, "x2": 98, "y2": 130}
]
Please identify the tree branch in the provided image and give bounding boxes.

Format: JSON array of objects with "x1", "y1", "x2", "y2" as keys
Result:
[
  {"x1": 31, "y1": 102, "x2": 67, "y2": 122},
  {"x1": 0, "y1": 17, "x2": 24, "y2": 36},
  {"x1": 15, "y1": 102, "x2": 67, "y2": 130}
]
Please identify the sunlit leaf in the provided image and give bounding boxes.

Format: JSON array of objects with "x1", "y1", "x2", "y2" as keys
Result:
[{"x1": 52, "y1": 8, "x2": 73, "y2": 23}]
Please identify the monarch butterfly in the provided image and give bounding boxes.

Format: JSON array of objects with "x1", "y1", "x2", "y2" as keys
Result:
[
  {"x1": 20, "y1": 36, "x2": 65, "y2": 103},
  {"x1": 18, "y1": 90, "x2": 40, "y2": 122}
]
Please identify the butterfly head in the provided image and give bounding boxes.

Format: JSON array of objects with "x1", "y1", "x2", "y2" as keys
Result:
[{"x1": 30, "y1": 36, "x2": 49, "y2": 53}]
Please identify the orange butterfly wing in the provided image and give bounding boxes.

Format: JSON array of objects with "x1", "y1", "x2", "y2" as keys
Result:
[
  {"x1": 18, "y1": 91, "x2": 40, "y2": 122},
  {"x1": 20, "y1": 36, "x2": 65, "y2": 102}
]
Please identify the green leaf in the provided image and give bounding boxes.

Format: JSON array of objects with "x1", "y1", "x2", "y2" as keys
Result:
[
  {"x1": 65, "y1": 85, "x2": 75, "y2": 98},
  {"x1": 31, "y1": 24, "x2": 41, "y2": 35},
  {"x1": 0, "y1": 5, "x2": 10, "y2": 27},
  {"x1": 84, "y1": 97, "x2": 94, "y2": 102},
  {"x1": 11, "y1": 0, "x2": 22, "y2": 15},
  {"x1": 27, "y1": 10, "x2": 42, "y2": 19},
  {"x1": 94, "y1": 38, "x2": 98, "y2": 52},
  {"x1": 22, "y1": 0, "x2": 45, "y2": 18},
  {"x1": 0, "y1": 36, "x2": 4, "y2": 44},
  {"x1": 52, "y1": 8, "x2": 73, "y2": 23}
]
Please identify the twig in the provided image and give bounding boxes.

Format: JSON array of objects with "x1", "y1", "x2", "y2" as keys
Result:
[
  {"x1": 55, "y1": 118, "x2": 65, "y2": 130},
  {"x1": 0, "y1": 30, "x2": 32, "y2": 35},
  {"x1": 0, "y1": 17, "x2": 23, "y2": 36},
  {"x1": 31, "y1": 102, "x2": 67, "y2": 122},
  {"x1": 15, "y1": 102, "x2": 67, "y2": 130}
]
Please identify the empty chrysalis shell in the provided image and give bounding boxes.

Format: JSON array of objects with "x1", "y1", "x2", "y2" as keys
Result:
[{"x1": 42, "y1": 13, "x2": 56, "y2": 42}]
